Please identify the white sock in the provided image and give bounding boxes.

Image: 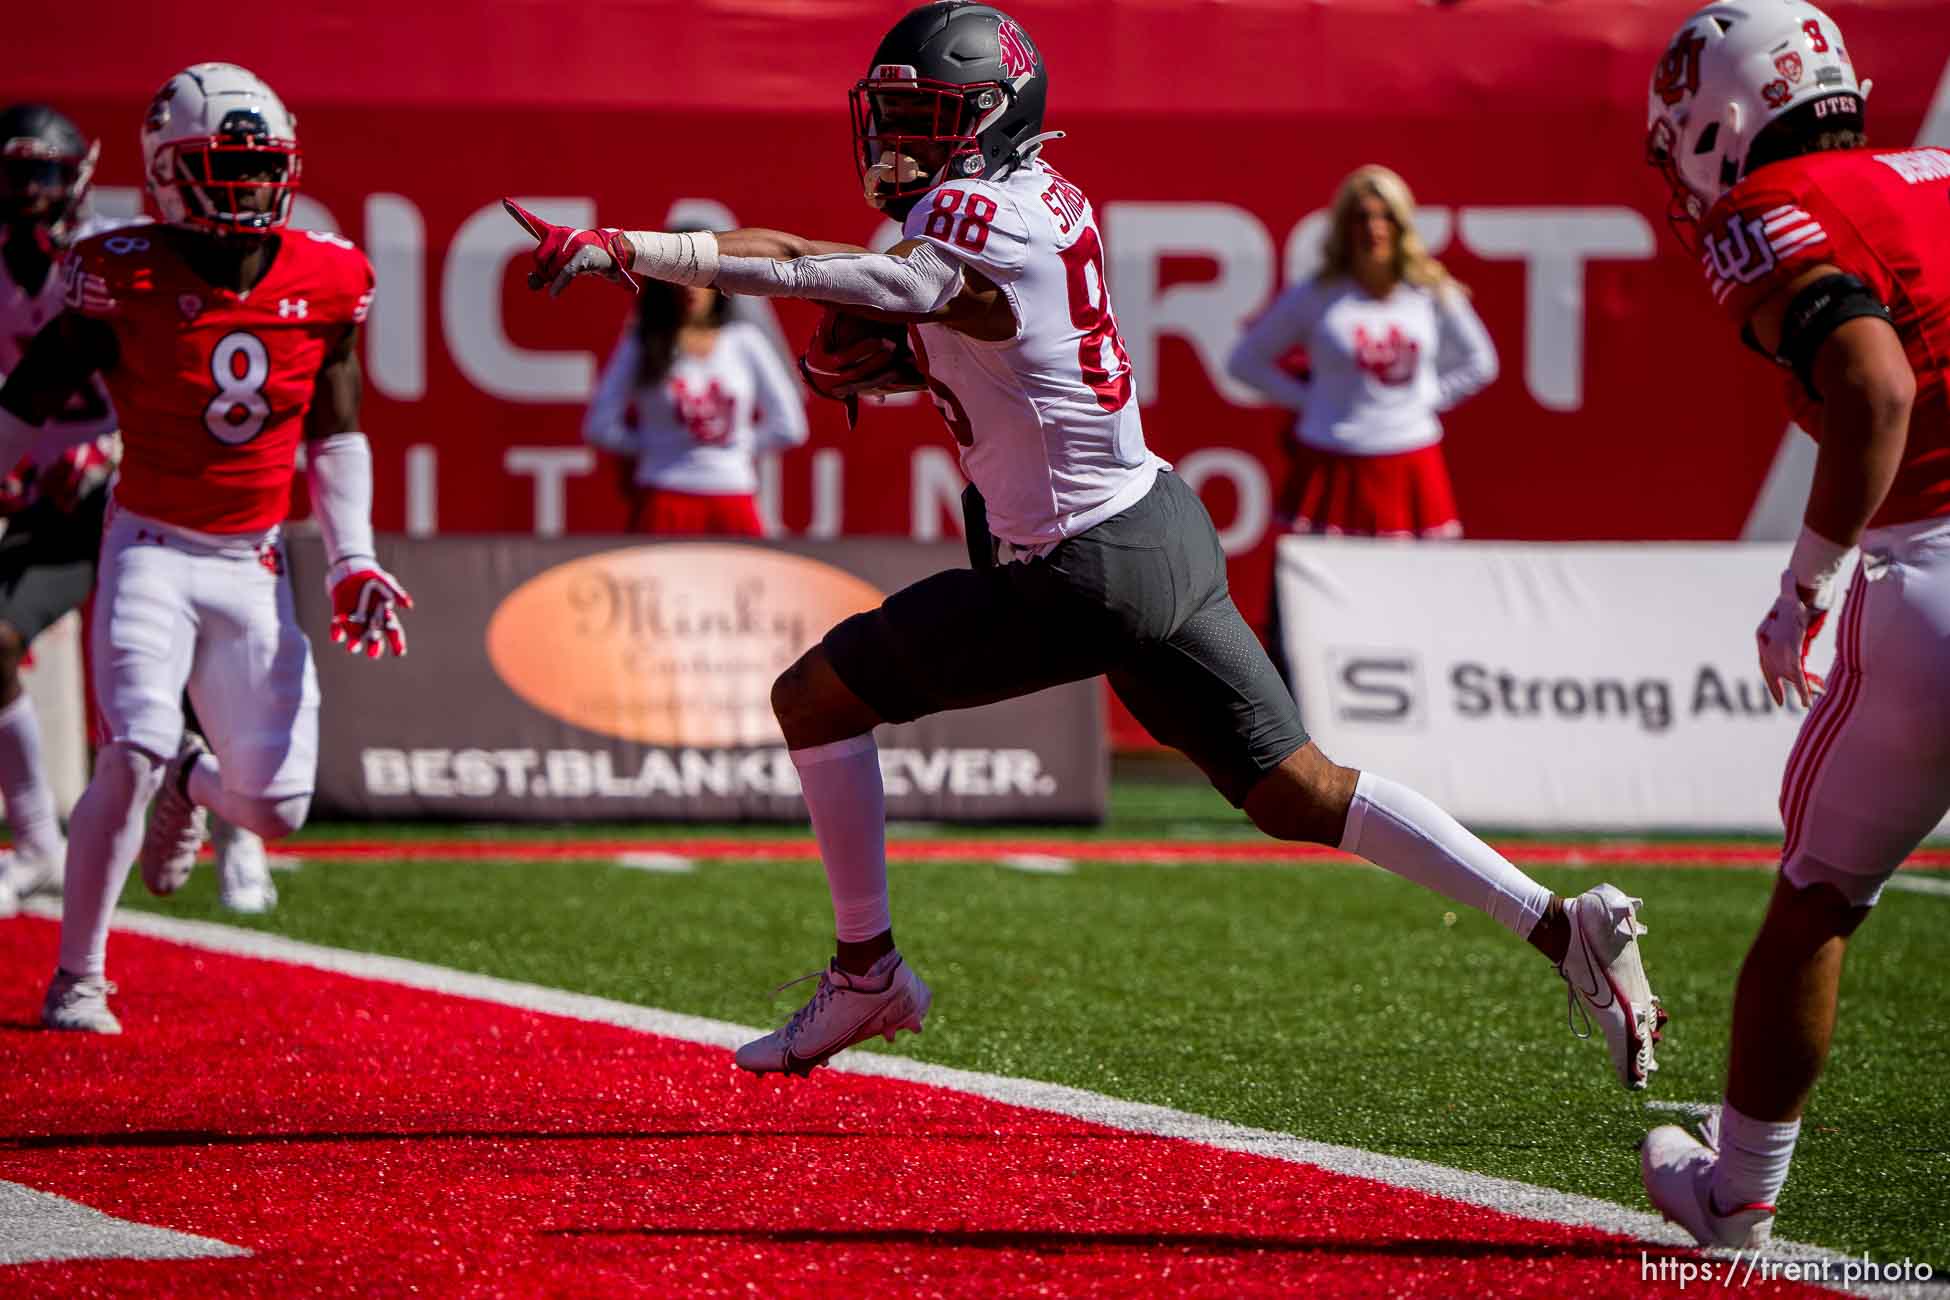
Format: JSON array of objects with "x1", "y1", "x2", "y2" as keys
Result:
[
  {"x1": 0, "y1": 694, "x2": 61, "y2": 860},
  {"x1": 791, "y1": 735, "x2": 891, "y2": 943},
  {"x1": 1338, "y1": 771, "x2": 1555, "y2": 939},
  {"x1": 58, "y1": 745, "x2": 162, "y2": 979},
  {"x1": 1712, "y1": 1102, "x2": 1801, "y2": 1212}
]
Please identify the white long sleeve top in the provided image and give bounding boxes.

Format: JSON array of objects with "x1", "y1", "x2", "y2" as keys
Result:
[
  {"x1": 582, "y1": 321, "x2": 808, "y2": 494},
  {"x1": 1226, "y1": 277, "x2": 1498, "y2": 457}
]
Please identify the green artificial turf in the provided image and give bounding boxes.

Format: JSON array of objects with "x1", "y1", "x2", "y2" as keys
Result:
[{"x1": 124, "y1": 838, "x2": 1949, "y2": 1269}]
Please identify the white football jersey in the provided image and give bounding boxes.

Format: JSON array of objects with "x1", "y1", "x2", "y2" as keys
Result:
[
  {"x1": 902, "y1": 158, "x2": 1162, "y2": 548},
  {"x1": 0, "y1": 212, "x2": 134, "y2": 467}
]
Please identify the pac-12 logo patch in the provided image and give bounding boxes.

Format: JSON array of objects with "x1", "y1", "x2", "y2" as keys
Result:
[{"x1": 997, "y1": 19, "x2": 1035, "y2": 80}]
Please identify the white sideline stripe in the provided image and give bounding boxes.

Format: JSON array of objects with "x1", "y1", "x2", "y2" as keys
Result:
[
  {"x1": 998, "y1": 853, "x2": 1075, "y2": 875},
  {"x1": 1886, "y1": 874, "x2": 1950, "y2": 898},
  {"x1": 615, "y1": 852, "x2": 696, "y2": 874},
  {"x1": 40, "y1": 902, "x2": 1946, "y2": 1299},
  {"x1": 0, "y1": 1179, "x2": 248, "y2": 1266}
]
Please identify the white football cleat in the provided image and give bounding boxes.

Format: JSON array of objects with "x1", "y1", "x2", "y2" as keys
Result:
[
  {"x1": 0, "y1": 873, "x2": 17, "y2": 919},
  {"x1": 735, "y1": 950, "x2": 932, "y2": 1076},
  {"x1": 140, "y1": 735, "x2": 209, "y2": 896},
  {"x1": 3, "y1": 837, "x2": 67, "y2": 901},
  {"x1": 1642, "y1": 1122, "x2": 1776, "y2": 1248},
  {"x1": 1558, "y1": 882, "x2": 1667, "y2": 1090},
  {"x1": 42, "y1": 969, "x2": 122, "y2": 1035},
  {"x1": 214, "y1": 817, "x2": 277, "y2": 914}
]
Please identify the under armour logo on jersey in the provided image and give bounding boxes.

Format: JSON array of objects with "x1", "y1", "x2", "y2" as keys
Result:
[
  {"x1": 278, "y1": 298, "x2": 309, "y2": 319},
  {"x1": 178, "y1": 293, "x2": 204, "y2": 321}
]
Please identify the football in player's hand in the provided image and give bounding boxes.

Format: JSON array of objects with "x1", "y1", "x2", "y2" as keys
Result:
[{"x1": 800, "y1": 307, "x2": 925, "y2": 402}]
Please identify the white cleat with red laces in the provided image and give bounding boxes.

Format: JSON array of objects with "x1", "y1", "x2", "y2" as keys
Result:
[
  {"x1": 1557, "y1": 882, "x2": 1667, "y2": 1090},
  {"x1": 735, "y1": 949, "x2": 931, "y2": 1076}
]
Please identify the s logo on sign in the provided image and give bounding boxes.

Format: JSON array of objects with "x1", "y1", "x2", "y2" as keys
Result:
[{"x1": 1326, "y1": 650, "x2": 1426, "y2": 729}]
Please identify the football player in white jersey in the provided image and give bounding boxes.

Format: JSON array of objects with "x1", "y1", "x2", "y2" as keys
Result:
[
  {"x1": 0, "y1": 104, "x2": 111, "y2": 917},
  {"x1": 511, "y1": 1, "x2": 1666, "y2": 1089}
]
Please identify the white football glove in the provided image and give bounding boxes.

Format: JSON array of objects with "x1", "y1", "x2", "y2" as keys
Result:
[
  {"x1": 327, "y1": 557, "x2": 413, "y2": 660},
  {"x1": 1756, "y1": 569, "x2": 1829, "y2": 708}
]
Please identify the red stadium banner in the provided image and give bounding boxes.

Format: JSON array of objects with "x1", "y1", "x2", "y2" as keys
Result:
[{"x1": 15, "y1": 1, "x2": 1950, "y2": 748}]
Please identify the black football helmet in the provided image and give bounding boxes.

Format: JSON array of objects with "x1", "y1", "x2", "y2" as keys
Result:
[
  {"x1": 0, "y1": 103, "x2": 97, "y2": 244},
  {"x1": 850, "y1": 3, "x2": 1052, "y2": 216}
]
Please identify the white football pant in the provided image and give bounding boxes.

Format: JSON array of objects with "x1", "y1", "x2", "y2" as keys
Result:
[
  {"x1": 92, "y1": 503, "x2": 319, "y2": 796},
  {"x1": 1781, "y1": 517, "x2": 1950, "y2": 906}
]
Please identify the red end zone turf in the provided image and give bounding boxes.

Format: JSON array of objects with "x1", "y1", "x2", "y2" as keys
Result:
[{"x1": 0, "y1": 919, "x2": 1824, "y2": 1298}]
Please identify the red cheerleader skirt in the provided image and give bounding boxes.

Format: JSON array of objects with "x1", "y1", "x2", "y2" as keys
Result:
[
  {"x1": 1277, "y1": 441, "x2": 1462, "y2": 539},
  {"x1": 629, "y1": 488, "x2": 765, "y2": 537}
]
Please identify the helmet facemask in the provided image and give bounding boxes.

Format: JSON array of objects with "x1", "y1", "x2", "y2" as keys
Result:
[
  {"x1": 1645, "y1": 115, "x2": 1711, "y2": 255},
  {"x1": 154, "y1": 110, "x2": 301, "y2": 238},
  {"x1": 851, "y1": 71, "x2": 1007, "y2": 215}
]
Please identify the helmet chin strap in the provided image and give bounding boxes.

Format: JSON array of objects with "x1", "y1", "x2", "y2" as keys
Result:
[{"x1": 1015, "y1": 130, "x2": 1065, "y2": 158}]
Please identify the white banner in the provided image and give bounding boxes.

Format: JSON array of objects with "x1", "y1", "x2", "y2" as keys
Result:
[{"x1": 1275, "y1": 538, "x2": 1928, "y2": 833}]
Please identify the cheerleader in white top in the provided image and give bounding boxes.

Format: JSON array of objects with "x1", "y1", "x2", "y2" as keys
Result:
[
  {"x1": 583, "y1": 279, "x2": 808, "y2": 535},
  {"x1": 1227, "y1": 165, "x2": 1497, "y2": 539}
]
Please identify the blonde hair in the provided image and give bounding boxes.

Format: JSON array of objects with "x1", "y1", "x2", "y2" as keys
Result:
[{"x1": 1318, "y1": 164, "x2": 1462, "y2": 297}]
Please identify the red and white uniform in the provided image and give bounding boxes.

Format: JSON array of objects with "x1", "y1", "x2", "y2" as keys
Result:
[
  {"x1": 1702, "y1": 145, "x2": 1950, "y2": 904},
  {"x1": 60, "y1": 226, "x2": 373, "y2": 794},
  {"x1": 0, "y1": 215, "x2": 134, "y2": 500},
  {"x1": 1228, "y1": 278, "x2": 1498, "y2": 538},
  {"x1": 582, "y1": 320, "x2": 806, "y2": 535},
  {"x1": 902, "y1": 159, "x2": 1163, "y2": 552}
]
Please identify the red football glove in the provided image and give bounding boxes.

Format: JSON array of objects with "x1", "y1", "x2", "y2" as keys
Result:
[
  {"x1": 327, "y1": 558, "x2": 413, "y2": 660},
  {"x1": 502, "y1": 198, "x2": 638, "y2": 297},
  {"x1": 39, "y1": 435, "x2": 117, "y2": 513},
  {"x1": 1756, "y1": 569, "x2": 1829, "y2": 707}
]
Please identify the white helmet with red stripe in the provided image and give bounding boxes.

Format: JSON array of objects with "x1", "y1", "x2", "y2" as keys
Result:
[
  {"x1": 1646, "y1": 1, "x2": 1867, "y2": 243},
  {"x1": 140, "y1": 63, "x2": 301, "y2": 237}
]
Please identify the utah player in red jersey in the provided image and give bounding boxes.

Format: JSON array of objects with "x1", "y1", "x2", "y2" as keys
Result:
[
  {"x1": 0, "y1": 63, "x2": 411, "y2": 1033},
  {"x1": 1640, "y1": 1, "x2": 1950, "y2": 1248}
]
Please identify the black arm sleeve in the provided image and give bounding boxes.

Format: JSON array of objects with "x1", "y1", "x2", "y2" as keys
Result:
[
  {"x1": 1775, "y1": 273, "x2": 1894, "y2": 402},
  {"x1": 0, "y1": 311, "x2": 119, "y2": 425}
]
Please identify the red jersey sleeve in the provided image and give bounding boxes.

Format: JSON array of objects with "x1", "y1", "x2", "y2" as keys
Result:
[
  {"x1": 291, "y1": 230, "x2": 375, "y2": 328},
  {"x1": 59, "y1": 231, "x2": 155, "y2": 319},
  {"x1": 1698, "y1": 182, "x2": 1835, "y2": 321},
  {"x1": 1700, "y1": 160, "x2": 1892, "y2": 325}
]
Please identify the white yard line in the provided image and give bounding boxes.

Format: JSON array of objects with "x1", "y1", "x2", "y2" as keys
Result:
[
  {"x1": 997, "y1": 853, "x2": 1075, "y2": 875},
  {"x1": 0, "y1": 1178, "x2": 248, "y2": 1266},
  {"x1": 1886, "y1": 875, "x2": 1950, "y2": 899},
  {"x1": 615, "y1": 852, "x2": 696, "y2": 874},
  {"x1": 25, "y1": 901, "x2": 1943, "y2": 1298}
]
